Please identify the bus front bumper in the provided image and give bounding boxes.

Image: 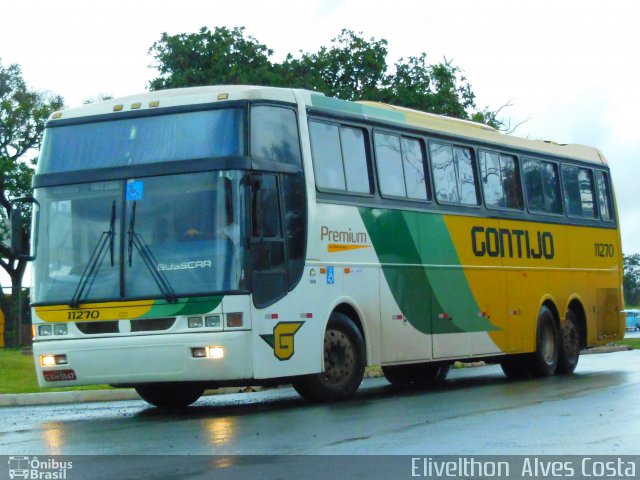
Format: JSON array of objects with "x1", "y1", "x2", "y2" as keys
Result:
[{"x1": 32, "y1": 331, "x2": 253, "y2": 388}]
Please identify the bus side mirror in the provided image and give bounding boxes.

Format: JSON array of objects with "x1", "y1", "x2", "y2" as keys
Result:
[{"x1": 10, "y1": 197, "x2": 38, "y2": 261}]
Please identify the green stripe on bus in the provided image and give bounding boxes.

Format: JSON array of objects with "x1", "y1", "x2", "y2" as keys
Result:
[
  {"x1": 358, "y1": 208, "x2": 497, "y2": 334},
  {"x1": 141, "y1": 296, "x2": 223, "y2": 318},
  {"x1": 310, "y1": 94, "x2": 406, "y2": 124}
]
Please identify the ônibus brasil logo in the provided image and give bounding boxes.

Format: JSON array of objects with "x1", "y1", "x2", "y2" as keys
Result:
[{"x1": 8, "y1": 456, "x2": 72, "y2": 479}]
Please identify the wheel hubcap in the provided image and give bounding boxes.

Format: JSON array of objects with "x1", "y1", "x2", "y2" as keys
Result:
[
  {"x1": 324, "y1": 329, "x2": 354, "y2": 384},
  {"x1": 541, "y1": 322, "x2": 556, "y2": 364}
]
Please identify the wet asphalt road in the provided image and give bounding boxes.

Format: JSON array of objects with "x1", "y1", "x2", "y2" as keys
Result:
[{"x1": 2, "y1": 350, "x2": 640, "y2": 457}]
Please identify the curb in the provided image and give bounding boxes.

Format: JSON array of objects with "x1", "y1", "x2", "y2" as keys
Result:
[
  {"x1": 0, "y1": 386, "x2": 262, "y2": 407},
  {"x1": 582, "y1": 345, "x2": 631, "y2": 354},
  {"x1": 0, "y1": 389, "x2": 141, "y2": 407}
]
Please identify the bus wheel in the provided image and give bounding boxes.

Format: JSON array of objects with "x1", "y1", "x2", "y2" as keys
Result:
[
  {"x1": 135, "y1": 383, "x2": 204, "y2": 408},
  {"x1": 292, "y1": 312, "x2": 366, "y2": 402},
  {"x1": 557, "y1": 310, "x2": 580, "y2": 374},
  {"x1": 382, "y1": 363, "x2": 450, "y2": 387},
  {"x1": 500, "y1": 355, "x2": 532, "y2": 379},
  {"x1": 532, "y1": 305, "x2": 559, "y2": 377}
]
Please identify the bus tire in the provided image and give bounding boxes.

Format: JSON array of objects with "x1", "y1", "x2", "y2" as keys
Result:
[
  {"x1": 292, "y1": 312, "x2": 366, "y2": 402},
  {"x1": 557, "y1": 310, "x2": 580, "y2": 374},
  {"x1": 135, "y1": 383, "x2": 204, "y2": 408},
  {"x1": 500, "y1": 355, "x2": 532, "y2": 379},
  {"x1": 532, "y1": 305, "x2": 560, "y2": 377},
  {"x1": 382, "y1": 363, "x2": 450, "y2": 387}
]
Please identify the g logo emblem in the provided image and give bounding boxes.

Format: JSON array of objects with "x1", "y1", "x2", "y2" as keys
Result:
[{"x1": 260, "y1": 322, "x2": 304, "y2": 361}]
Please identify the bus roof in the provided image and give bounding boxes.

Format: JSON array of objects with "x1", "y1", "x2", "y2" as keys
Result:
[{"x1": 49, "y1": 85, "x2": 607, "y2": 166}]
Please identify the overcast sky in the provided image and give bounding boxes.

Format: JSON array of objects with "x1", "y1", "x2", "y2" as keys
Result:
[{"x1": 2, "y1": 0, "x2": 639, "y2": 255}]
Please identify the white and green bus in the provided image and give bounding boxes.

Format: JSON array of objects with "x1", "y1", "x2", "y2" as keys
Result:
[{"x1": 15, "y1": 85, "x2": 624, "y2": 407}]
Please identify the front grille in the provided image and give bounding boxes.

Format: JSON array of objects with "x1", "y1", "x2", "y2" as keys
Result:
[
  {"x1": 75, "y1": 318, "x2": 176, "y2": 335},
  {"x1": 76, "y1": 321, "x2": 119, "y2": 334}
]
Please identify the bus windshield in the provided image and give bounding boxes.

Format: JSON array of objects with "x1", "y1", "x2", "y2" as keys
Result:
[
  {"x1": 33, "y1": 170, "x2": 246, "y2": 304},
  {"x1": 38, "y1": 108, "x2": 244, "y2": 174}
]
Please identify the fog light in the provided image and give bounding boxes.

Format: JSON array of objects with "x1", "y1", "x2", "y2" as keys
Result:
[
  {"x1": 54, "y1": 324, "x2": 68, "y2": 335},
  {"x1": 205, "y1": 315, "x2": 221, "y2": 328},
  {"x1": 55, "y1": 354, "x2": 68, "y2": 365},
  {"x1": 38, "y1": 325, "x2": 53, "y2": 336},
  {"x1": 226, "y1": 312, "x2": 243, "y2": 328},
  {"x1": 207, "y1": 346, "x2": 224, "y2": 359},
  {"x1": 188, "y1": 317, "x2": 203, "y2": 328},
  {"x1": 40, "y1": 355, "x2": 56, "y2": 367},
  {"x1": 191, "y1": 347, "x2": 206, "y2": 358}
]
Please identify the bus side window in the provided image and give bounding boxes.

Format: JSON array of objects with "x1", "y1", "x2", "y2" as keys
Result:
[
  {"x1": 561, "y1": 165, "x2": 596, "y2": 218},
  {"x1": 430, "y1": 141, "x2": 459, "y2": 203},
  {"x1": 374, "y1": 133, "x2": 429, "y2": 200},
  {"x1": 541, "y1": 162, "x2": 562, "y2": 214},
  {"x1": 402, "y1": 138, "x2": 429, "y2": 200},
  {"x1": 479, "y1": 150, "x2": 523, "y2": 210},
  {"x1": 595, "y1": 170, "x2": 614, "y2": 222},
  {"x1": 310, "y1": 121, "x2": 346, "y2": 191},
  {"x1": 429, "y1": 140, "x2": 479, "y2": 206},
  {"x1": 309, "y1": 120, "x2": 371, "y2": 194},
  {"x1": 251, "y1": 106, "x2": 302, "y2": 166},
  {"x1": 523, "y1": 158, "x2": 562, "y2": 215},
  {"x1": 375, "y1": 132, "x2": 406, "y2": 197},
  {"x1": 454, "y1": 147, "x2": 479, "y2": 206},
  {"x1": 340, "y1": 127, "x2": 371, "y2": 194}
]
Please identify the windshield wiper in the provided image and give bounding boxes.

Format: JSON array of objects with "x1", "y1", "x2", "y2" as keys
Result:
[
  {"x1": 127, "y1": 200, "x2": 177, "y2": 303},
  {"x1": 69, "y1": 201, "x2": 116, "y2": 308}
]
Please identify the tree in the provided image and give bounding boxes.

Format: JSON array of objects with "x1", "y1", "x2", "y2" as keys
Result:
[
  {"x1": 624, "y1": 254, "x2": 640, "y2": 306},
  {"x1": 280, "y1": 29, "x2": 389, "y2": 101},
  {"x1": 148, "y1": 27, "x2": 277, "y2": 91},
  {"x1": 381, "y1": 55, "x2": 475, "y2": 119},
  {"x1": 148, "y1": 27, "x2": 504, "y2": 128},
  {"x1": 0, "y1": 60, "x2": 63, "y2": 346}
]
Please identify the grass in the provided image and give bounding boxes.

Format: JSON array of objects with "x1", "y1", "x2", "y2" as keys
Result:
[
  {"x1": 0, "y1": 348, "x2": 112, "y2": 394},
  {"x1": 614, "y1": 338, "x2": 640, "y2": 350}
]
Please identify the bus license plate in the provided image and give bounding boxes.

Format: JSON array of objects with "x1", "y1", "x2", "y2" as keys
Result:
[{"x1": 43, "y1": 370, "x2": 77, "y2": 382}]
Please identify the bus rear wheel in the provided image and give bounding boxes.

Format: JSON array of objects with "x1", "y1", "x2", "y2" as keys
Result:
[
  {"x1": 382, "y1": 363, "x2": 450, "y2": 387},
  {"x1": 292, "y1": 312, "x2": 366, "y2": 402},
  {"x1": 135, "y1": 383, "x2": 204, "y2": 408},
  {"x1": 557, "y1": 310, "x2": 580, "y2": 374},
  {"x1": 532, "y1": 305, "x2": 559, "y2": 377}
]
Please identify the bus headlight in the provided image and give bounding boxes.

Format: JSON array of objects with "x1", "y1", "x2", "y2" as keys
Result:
[
  {"x1": 41, "y1": 355, "x2": 56, "y2": 366},
  {"x1": 207, "y1": 346, "x2": 224, "y2": 359},
  {"x1": 38, "y1": 325, "x2": 53, "y2": 336},
  {"x1": 54, "y1": 324, "x2": 68, "y2": 335},
  {"x1": 205, "y1": 315, "x2": 221, "y2": 328},
  {"x1": 188, "y1": 317, "x2": 204, "y2": 328},
  {"x1": 40, "y1": 354, "x2": 68, "y2": 366}
]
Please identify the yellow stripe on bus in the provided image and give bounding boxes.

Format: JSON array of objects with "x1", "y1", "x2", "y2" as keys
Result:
[
  {"x1": 35, "y1": 300, "x2": 154, "y2": 323},
  {"x1": 328, "y1": 244, "x2": 370, "y2": 253},
  {"x1": 443, "y1": 215, "x2": 622, "y2": 353}
]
